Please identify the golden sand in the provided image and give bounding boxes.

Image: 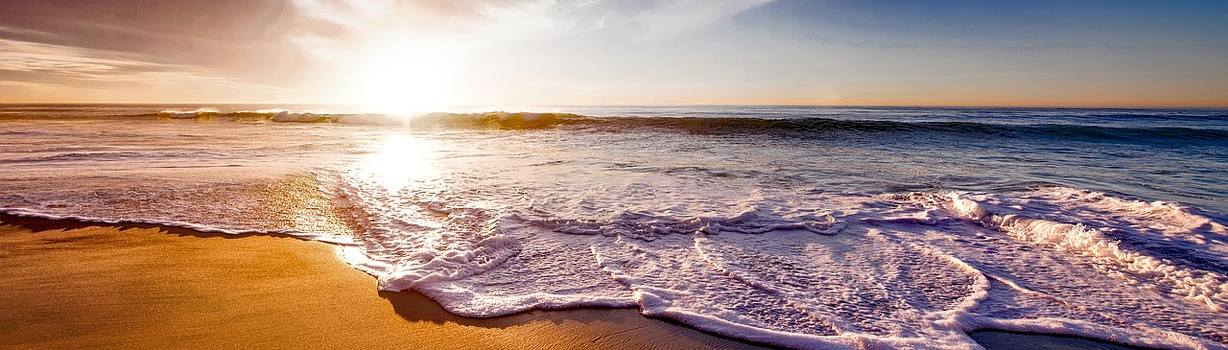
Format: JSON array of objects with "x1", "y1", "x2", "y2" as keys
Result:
[{"x1": 0, "y1": 215, "x2": 764, "y2": 350}]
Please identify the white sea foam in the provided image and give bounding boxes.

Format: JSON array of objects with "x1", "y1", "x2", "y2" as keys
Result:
[
  {"x1": 325, "y1": 159, "x2": 1228, "y2": 349},
  {"x1": 0, "y1": 207, "x2": 355, "y2": 245},
  {"x1": 935, "y1": 192, "x2": 1227, "y2": 311}
]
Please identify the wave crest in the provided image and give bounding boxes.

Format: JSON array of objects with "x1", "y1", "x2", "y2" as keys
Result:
[
  {"x1": 935, "y1": 191, "x2": 1228, "y2": 311},
  {"x1": 136, "y1": 111, "x2": 1228, "y2": 143}
]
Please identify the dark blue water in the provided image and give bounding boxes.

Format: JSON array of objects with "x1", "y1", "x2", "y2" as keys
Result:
[{"x1": 553, "y1": 106, "x2": 1228, "y2": 214}]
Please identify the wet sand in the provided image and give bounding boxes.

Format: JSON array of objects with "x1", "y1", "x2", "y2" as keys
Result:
[
  {"x1": 969, "y1": 331, "x2": 1148, "y2": 350},
  {"x1": 0, "y1": 214, "x2": 766, "y2": 350}
]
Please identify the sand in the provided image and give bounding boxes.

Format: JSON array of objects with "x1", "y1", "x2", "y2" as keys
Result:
[{"x1": 0, "y1": 214, "x2": 766, "y2": 350}]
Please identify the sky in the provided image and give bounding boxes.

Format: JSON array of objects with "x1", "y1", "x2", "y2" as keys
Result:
[{"x1": 1, "y1": 0, "x2": 1227, "y2": 109}]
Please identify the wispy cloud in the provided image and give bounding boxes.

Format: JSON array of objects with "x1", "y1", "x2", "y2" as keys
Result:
[
  {"x1": 287, "y1": 0, "x2": 772, "y2": 48},
  {"x1": 0, "y1": 38, "x2": 281, "y2": 102},
  {"x1": 625, "y1": 0, "x2": 772, "y2": 39},
  {"x1": 290, "y1": 0, "x2": 395, "y2": 32},
  {"x1": 0, "y1": 0, "x2": 775, "y2": 102},
  {"x1": 0, "y1": 39, "x2": 158, "y2": 81}
]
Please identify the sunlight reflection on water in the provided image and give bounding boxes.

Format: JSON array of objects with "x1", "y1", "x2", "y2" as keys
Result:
[{"x1": 355, "y1": 133, "x2": 440, "y2": 192}]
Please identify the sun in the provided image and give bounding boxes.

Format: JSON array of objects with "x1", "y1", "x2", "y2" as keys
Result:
[{"x1": 354, "y1": 44, "x2": 460, "y2": 115}]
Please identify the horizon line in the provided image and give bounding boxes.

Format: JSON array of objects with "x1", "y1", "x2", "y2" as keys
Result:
[{"x1": 1, "y1": 102, "x2": 1226, "y2": 110}]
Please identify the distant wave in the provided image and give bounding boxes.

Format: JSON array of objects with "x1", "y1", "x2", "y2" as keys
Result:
[{"x1": 2, "y1": 109, "x2": 1225, "y2": 143}]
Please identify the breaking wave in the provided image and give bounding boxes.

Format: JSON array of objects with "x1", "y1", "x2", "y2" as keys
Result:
[{"x1": 2, "y1": 109, "x2": 1217, "y2": 143}]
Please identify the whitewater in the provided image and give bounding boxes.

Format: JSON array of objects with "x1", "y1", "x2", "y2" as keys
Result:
[{"x1": 2, "y1": 105, "x2": 1226, "y2": 349}]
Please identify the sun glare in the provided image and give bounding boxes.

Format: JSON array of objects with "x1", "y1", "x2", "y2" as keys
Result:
[
  {"x1": 356, "y1": 134, "x2": 439, "y2": 192},
  {"x1": 355, "y1": 44, "x2": 460, "y2": 115}
]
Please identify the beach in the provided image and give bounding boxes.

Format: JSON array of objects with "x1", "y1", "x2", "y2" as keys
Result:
[
  {"x1": 4, "y1": 0, "x2": 1226, "y2": 347},
  {"x1": 0, "y1": 214, "x2": 764, "y2": 350},
  {"x1": 1, "y1": 105, "x2": 1224, "y2": 349}
]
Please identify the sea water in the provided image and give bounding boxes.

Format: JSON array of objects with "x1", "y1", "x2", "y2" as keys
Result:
[{"x1": 1, "y1": 105, "x2": 1226, "y2": 349}]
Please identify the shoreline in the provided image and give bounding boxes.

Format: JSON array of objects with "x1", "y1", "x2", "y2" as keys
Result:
[
  {"x1": 0, "y1": 214, "x2": 766, "y2": 350},
  {"x1": 0, "y1": 213, "x2": 1161, "y2": 349}
]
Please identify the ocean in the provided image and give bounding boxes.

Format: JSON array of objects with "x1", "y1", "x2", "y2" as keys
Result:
[{"x1": 1, "y1": 104, "x2": 1226, "y2": 349}]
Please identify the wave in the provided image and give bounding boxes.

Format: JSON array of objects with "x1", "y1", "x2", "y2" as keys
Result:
[
  {"x1": 5, "y1": 179, "x2": 1228, "y2": 349},
  {"x1": 2, "y1": 108, "x2": 1223, "y2": 143},
  {"x1": 0, "y1": 207, "x2": 356, "y2": 245},
  {"x1": 938, "y1": 192, "x2": 1227, "y2": 311},
  {"x1": 148, "y1": 110, "x2": 595, "y2": 128},
  {"x1": 0, "y1": 151, "x2": 155, "y2": 164},
  {"x1": 98, "y1": 111, "x2": 1225, "y2": 143},
  {"x1": 526, "y1": 209, "x2": 846, "y2": 240}
]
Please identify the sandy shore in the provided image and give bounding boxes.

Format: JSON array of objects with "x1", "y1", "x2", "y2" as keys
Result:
[
  {"x1": 0, "y1": 214, "x2": 1154, "y2": 350},
  {"x1": 0, "y1": 214, "x2": 766, "y2": 350}
]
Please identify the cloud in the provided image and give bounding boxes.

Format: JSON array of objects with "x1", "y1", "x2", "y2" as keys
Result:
[
  {"x1": 0, "y1": 1, "x2": 306, "y2": 101},
  {"x1": 0, "y1": 0, "x2": 773, "y2": 102},
  {"x1": 624, "y1": 0, "x2": 772, "y2": 39},
  {"x1": 0, "y1": 38, "x2": 160, "y2": 81},
  {"x1": 286, "y1": 0, "x2": 771, "y2": 48},
  {"x1": 0, "y1": 37, "x2": 282, "y2": 102},
  {"x1": 289, "y1": 0, "x2": 395, "y2": 32}
]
